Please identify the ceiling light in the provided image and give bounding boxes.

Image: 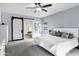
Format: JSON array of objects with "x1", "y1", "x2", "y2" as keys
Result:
[{"x1": 36, "y1": 7, "x2": 42, "y2": 12}]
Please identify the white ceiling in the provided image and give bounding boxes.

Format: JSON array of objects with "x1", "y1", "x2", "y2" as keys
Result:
[{"x1": 0, "y1": 3, "x2": 79, "y2": 18}]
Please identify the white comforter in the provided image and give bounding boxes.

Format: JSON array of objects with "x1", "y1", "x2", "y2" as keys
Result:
[
  {"x1": 34, "y1": 35, "x2": 78, "y2": 56},
  {"x1": 51, "y1": 38, "x2": 78, "y2": 56}
]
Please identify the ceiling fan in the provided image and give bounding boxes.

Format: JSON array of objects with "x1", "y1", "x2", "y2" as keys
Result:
[{"x1": 25, "y1": 3, "x2": 52, "y2": 13}]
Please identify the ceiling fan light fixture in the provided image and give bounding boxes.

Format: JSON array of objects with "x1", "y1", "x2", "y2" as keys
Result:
[{"x1": 36, "y1": 7, "x2": 42, "y2": 12}]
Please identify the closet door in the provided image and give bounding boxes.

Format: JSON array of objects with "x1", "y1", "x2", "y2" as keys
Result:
[{"x1": 11, "y1": 17, "x2": 24, "y2": 41}]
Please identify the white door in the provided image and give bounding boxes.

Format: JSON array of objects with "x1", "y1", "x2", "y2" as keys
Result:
[{"x1": 12, "y1": 17, "x2": 24, "y2": 41}]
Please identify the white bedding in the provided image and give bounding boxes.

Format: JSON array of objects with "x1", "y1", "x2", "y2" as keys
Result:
[
  {"x1": 50, "y1": 37, "x2": 78, "y2": 56},
  {"x1": 34, "y1": 35, "x2": 78, "y2": 56}
]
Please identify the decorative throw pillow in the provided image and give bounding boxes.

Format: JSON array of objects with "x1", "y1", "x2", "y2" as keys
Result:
[
  {"x1": 49, "y1": 30, "x2": 52, "y2": 34},
  {"x1": 68, "y1": 33, "x2": 74, "y2": 39},
  {"x1": 55, "y1": 31, "x2": 62, "y2": 37},
  {"x1": 61, "y1": 32, "x2": 69, "y2": 38},
  {"x1": 49, "y1": 30, "x2": 56, "y2": 36},
  {"x1": 52, "y1": 31, "x2": 57, "y2": 36}
]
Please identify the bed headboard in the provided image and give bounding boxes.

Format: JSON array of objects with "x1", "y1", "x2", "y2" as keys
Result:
[{"x1": 52, "y1": 28, "x2": 78, "y2": 38}]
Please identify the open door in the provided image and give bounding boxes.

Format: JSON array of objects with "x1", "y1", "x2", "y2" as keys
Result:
[{"x1": 11, "y1": 17, "x2": 24, "y2": 41}]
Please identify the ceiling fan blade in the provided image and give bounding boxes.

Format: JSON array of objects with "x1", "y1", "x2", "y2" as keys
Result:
[
  {"x1": 42, "y1": 4, "x2": 52, "y2": 8},
  {"x1": 26, "y1": 7, "x2": 36, "y2": 9},
  {"x1": 42, "y1": 9, "x2": 47, "y2": 12}
]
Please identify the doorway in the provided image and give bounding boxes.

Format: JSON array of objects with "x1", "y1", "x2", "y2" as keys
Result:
[
  {"x1": 24, "y1": 19, "x2": 33, "y2": 40},
  {"x1": 11, "y1": 16, "x2": 24, "y2": 41}
]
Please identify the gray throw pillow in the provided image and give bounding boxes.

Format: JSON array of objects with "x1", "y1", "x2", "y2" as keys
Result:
[{"x1": 61, "y1": 32, "x2": 69, "y2": 38}]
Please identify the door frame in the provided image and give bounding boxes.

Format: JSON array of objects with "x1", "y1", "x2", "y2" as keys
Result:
[{"x1": 11, "y1": 16, "x2": 24, "y2": 41}]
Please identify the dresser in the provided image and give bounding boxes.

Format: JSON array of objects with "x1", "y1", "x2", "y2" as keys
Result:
[{"x1": 0, "y1": 25, "x2": 8, "y2": 56}]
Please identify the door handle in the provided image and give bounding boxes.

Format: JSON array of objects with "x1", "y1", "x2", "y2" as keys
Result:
[{"x1": 21, "y1": 30, "x2": 23, "y2": 33}]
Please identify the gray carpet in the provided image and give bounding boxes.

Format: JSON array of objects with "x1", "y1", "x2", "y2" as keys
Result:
[
  {"x1": 5, "y1": 40, "x2": 52, "y2": 56},
  {"x1": 66, "y1": 48, "x2": 79, "y2": 56}
]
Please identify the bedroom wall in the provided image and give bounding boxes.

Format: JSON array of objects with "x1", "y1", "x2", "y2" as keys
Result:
[
  {"x1": 42, "y1": 6, "x2": 79, "y2": 34},
  {"x1": 1, "y1": 12, "x2": 41, "y2": 41}
]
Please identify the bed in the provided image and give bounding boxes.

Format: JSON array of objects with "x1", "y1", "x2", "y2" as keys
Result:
[{"x1": 34, "y1": 28, "x2": 79, "y2": 56}]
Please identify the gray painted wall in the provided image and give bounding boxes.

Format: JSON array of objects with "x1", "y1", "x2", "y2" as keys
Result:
[
  {"x1": 42, "y1": 6, "x2": 79, "y2": 30},
  {"x1": 1, "y1": 12, "x2": 41, "y2": 41}
]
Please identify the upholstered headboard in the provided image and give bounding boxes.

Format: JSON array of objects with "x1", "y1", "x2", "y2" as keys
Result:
[{"x1": 53, "y1": 28, "x2": 78, "y2": 39}]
